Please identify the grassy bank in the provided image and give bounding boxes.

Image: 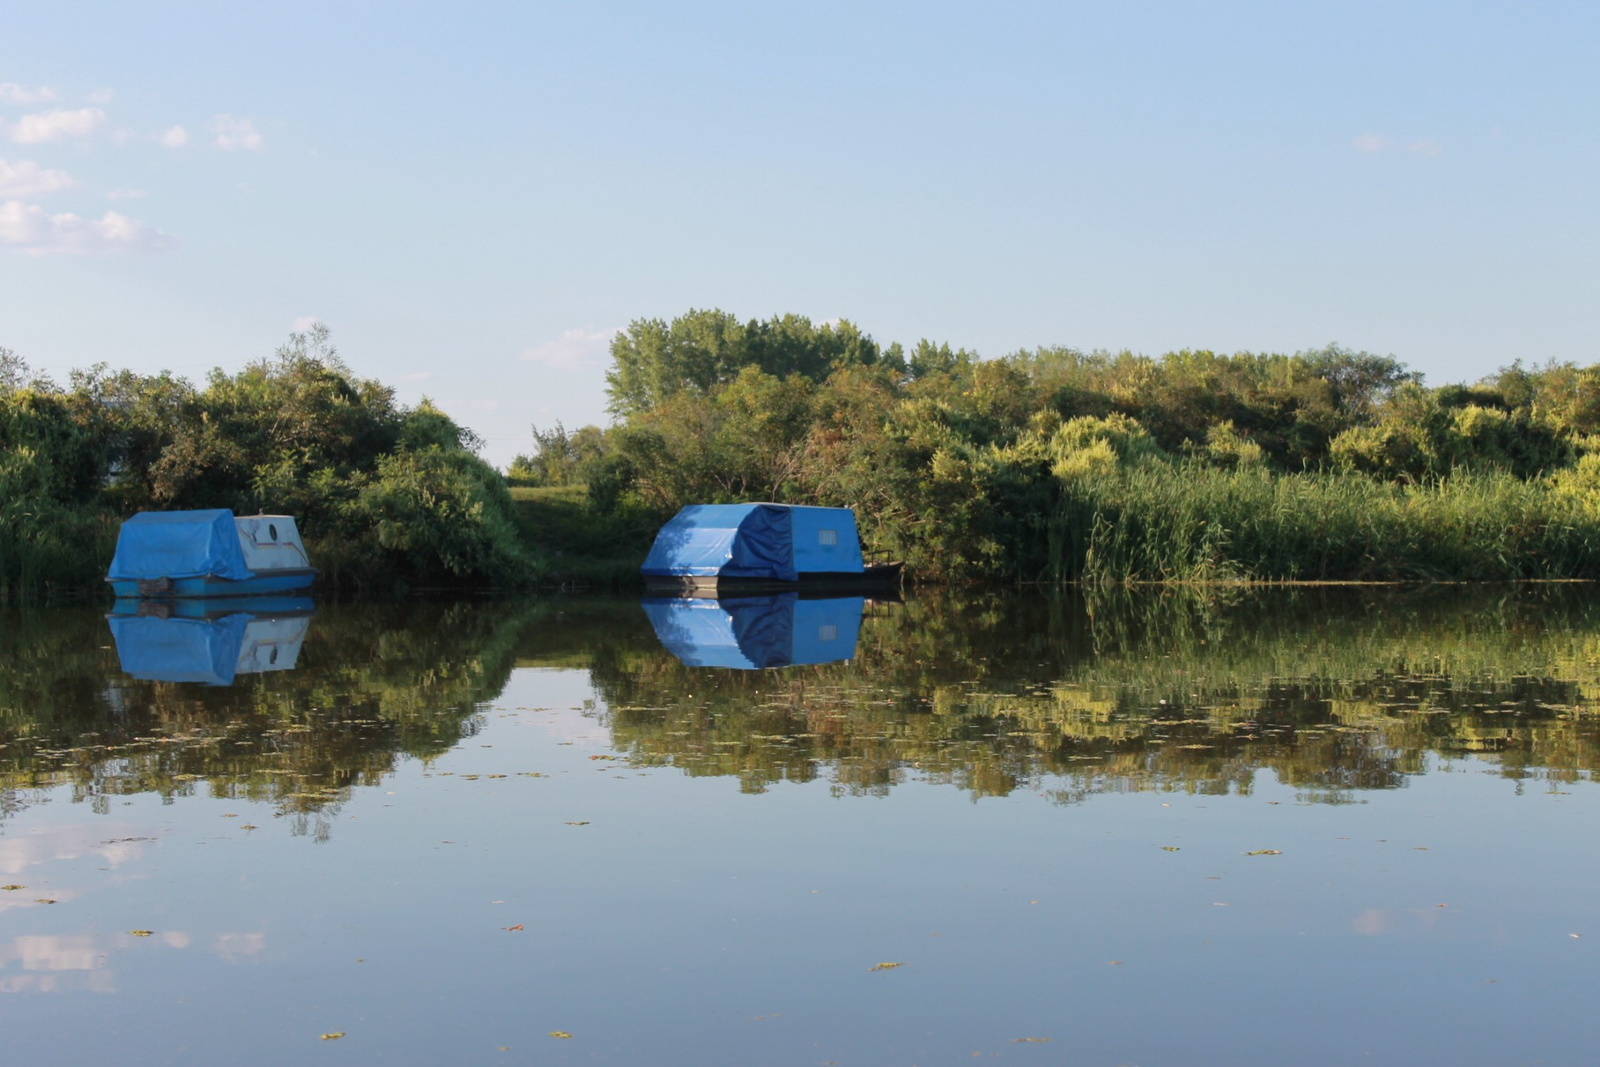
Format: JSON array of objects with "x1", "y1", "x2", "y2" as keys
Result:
[{"x1": 510, "y1": 485, "x2": 652, "y2": 588}]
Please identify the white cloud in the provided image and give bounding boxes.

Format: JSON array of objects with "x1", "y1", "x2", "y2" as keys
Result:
[
  {"x1": 160, "y1": 125, "x2": 188, "y2": 148},
  {"x1": 0, "y1": 158, "x2": 76, "y2": 197},
  {"x1": 5, "y1": 107, "x2": 106, "y2": 144},
  {"x1": 1351, "y1": 133, "x2": 1387, "y2": 153},
  {"x1": 0, "y1": 83, "x2": 58, "y2": 106},
  {"x1": 520, "y1": 326, "x2": 620, "y2": 369},
  {"x1": 211, "y1": 114, "x2": 263, "y2": 151},
  {"x1": 106, "y1": 187, "x2": 146, "y2": 201},
  {"x1": 0, "y1": 200, "x2": 172, "y2": 255},
  {"x1": 289, "y1": 315, "x2": 320, "y2": 332},
  {"x1": 1407, "y1": 139, "x2": 1442, "y2": 158},
  {"x1": 87, "y1": 88, "x2": 115, "y2": 105}
]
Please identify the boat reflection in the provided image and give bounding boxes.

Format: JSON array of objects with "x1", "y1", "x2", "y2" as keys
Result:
[
  {"x1": 641, "y1": 594, "x2": 864, "y2": 669},
  {"x1": 106, "y1": 597, "x2": 316, "y2": 685}
]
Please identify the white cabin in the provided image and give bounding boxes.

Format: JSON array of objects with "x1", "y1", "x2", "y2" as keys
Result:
[{"x1": 234, "y1": 515, "x2": 313, "y2": 573}]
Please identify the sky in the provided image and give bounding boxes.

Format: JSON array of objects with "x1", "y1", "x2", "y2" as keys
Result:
[{"x1": 2, "y1": 1, "x2": 1596, "y2": 468}]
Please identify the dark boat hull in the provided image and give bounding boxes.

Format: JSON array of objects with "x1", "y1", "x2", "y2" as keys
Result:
[
  {"x1": 643, "y1": 562, "x2": 904, "y2": 598},
  {"x1": 107, "y1": 569, "x2": 317, "y2": 599}
]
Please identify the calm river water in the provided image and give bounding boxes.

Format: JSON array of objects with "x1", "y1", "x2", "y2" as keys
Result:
[{"x1": 2, "y1": 587, "x2": 1598, "y2": 1066}]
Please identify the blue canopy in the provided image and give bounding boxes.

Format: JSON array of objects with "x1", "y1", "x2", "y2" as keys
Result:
[
  {"x1": 106, "y1": 509, "x2": 253, "y2": 582},
  {"x1": 640, "y1": 504, "x2": 864, "y2": 580},
  {"x1": 642, "y1": 594, "x2": 864, "y2": 669},
  {"x1": 107, "y1": 613, "x2": 254, "y2": 685}
]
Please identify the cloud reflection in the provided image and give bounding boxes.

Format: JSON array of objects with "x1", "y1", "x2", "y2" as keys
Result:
[
  {"x1": 0, "y1": 929, "x2": 252, "y2": 994},
  {"x1": 0, "y1": 823, "x2": 158, "y2": 877}
]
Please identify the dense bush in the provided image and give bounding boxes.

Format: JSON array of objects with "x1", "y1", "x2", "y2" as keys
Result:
[{"x1": 0, "y1": 329, "x2": 543, "y2": 597}]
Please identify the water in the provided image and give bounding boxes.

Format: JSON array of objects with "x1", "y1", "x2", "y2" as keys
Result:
[{"x1": 2, "y1": 588, "x2": 1599, "y2": 1066}]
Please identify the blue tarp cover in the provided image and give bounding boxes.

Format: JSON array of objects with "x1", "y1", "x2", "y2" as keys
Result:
[
  {"x1": 639, "y1": 504, "x2": 863, "y2": 579},
  {"x1": 789, "y1": 506, "x2": 864, "y2": 573},
  {"x1": 640, "y1": 504, "x2": 796, "y2": 580},
  {"x1": 642, "y1": 594, "x2": 864, "y2": 669},
  {"x1": 106, "y1": 509, "x2": 253, "y2": 582},
  {"x1": 108, "y1": 613, "x2": 252, "y2": 685}
]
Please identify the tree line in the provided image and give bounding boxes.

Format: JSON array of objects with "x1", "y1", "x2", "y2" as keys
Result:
[
  {"x1": 11, "y1": 309, "x2": 1600, "y2": 597},
  {"x1": 513, "y1": 308, "x2": 1600, "y2": 582}
]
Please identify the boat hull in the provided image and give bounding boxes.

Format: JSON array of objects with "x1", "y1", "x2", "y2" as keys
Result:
[
  {"x1": 108, "y1": 569, "x2": 316, "y2": 599},
  {"x1": 642, "y1": 563, "x2": 903, "y2": 598}
]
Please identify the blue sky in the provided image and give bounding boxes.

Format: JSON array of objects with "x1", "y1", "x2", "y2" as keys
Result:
[{"x1": 2, "y1": 1, "x2": 1595, "y2": 467}]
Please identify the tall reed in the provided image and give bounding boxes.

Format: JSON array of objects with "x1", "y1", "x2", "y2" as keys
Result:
[
  {"x1": 1051, "y1": 461, "x2": 1600, "y2": 583},
  {"x1": 0, "y1": 503, "x2": 119, "y2": 601}
]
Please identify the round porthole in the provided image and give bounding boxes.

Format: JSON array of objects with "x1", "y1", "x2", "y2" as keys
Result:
[{"x1": 268, "y1": 523, "x2": 278, "y2": 541}]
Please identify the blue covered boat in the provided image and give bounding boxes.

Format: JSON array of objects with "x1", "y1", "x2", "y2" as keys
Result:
[
  {"x1": 107, "y1": 597, "x2": 316, "y2": 685},
  {"x1": 106, "y1": 509, "x2": 317, "y2": 598},
  {"x1": 642, "y1": 594, "x2": 864, "y2": 669},
  {"x1": 640, "y1": 503, "x2": 901, "y2": 594}
]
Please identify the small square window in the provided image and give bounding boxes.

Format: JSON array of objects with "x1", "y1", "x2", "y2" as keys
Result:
[
  {"x1": 818, "y1": 528, "x2": 838, "y2": 546},
  {"x1": 818, "y1": 624, "x2": 838, "y2": 641}
]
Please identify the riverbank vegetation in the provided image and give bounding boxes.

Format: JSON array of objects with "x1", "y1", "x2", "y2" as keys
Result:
[
  {"x1": 11, "y1": 310, "x2": 1600, "y2": 597},
  {"x1": 513, "y1": 309, "x2": 1600, "y2": 584},
  {"x1": 1, "y1": 326, "x2": 539, "y2": 598}
]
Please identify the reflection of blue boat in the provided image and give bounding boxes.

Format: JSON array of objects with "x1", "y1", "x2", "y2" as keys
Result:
[
  {"x1": 107, "y1": 599, "x2": 315, "y2": 685},
  {"x1": 642, "y1": 594, "x2": 864, "y2": 669},
  {"x1": 106, "y1": 509, "x2": 316, "y2": 598}
]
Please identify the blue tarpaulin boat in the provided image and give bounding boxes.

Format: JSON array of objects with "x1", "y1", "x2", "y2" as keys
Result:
[
  {"x1": 106, "y1": 509, "x2": 317, "y2": 598},
  {"x1": 642, "y1": 594, "x2": 864, "y2": 669},
  {"x1": 640, "y1": 503, "x2": 899, "y2": 594}
]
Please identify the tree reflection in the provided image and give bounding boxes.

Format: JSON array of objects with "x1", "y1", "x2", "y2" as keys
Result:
[
  {"x1": 0, "y1": 600, "x2": 546, "y2": 836},
  {"x1": 592, "y1": 585, "x2": 1600, "y2": 800},
  {"x1": 4, "y1": 586, "x2": 1600, "y2": 822}
]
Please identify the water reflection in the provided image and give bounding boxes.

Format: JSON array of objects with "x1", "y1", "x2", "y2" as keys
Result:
[
  {"x1": 107, "y1": 597, "x2": 315, "y2": 685},
  {"x1": 641, "y1": 594, "x2": 864, "y2": 669},
  {"x1": 0, "y1": 600, "x2": 550, "y2": 837},
  {"x1": 4, "y1": 587, "x2": 1600, "y2": 822},
  {"x1": 596, "y1": 586, "x2": 1600, "y2": 797}
]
